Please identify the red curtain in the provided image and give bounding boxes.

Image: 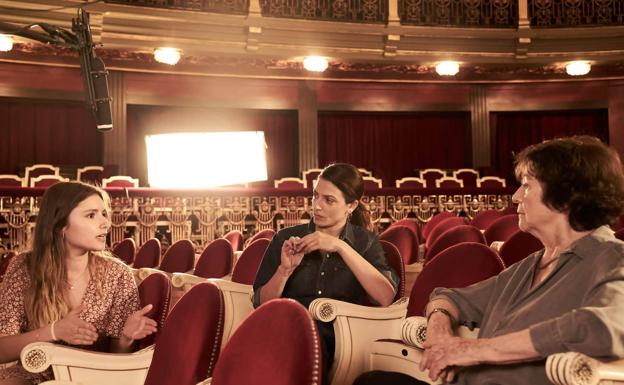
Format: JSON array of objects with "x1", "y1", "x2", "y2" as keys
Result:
[
  {"x1": 126, "y1": 105, "x2": 298, "y2": 186},
  {"x1": 0, "y1": 99, "x2": 101, "y2": 175},
  {"x1": 318, "y1": 112, "x2": 471, "y2": 185},
  {"x1": 491, "y1": 109, "x2": 609, "y2": 183}
]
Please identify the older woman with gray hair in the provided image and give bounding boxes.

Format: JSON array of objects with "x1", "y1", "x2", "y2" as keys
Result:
[{"x1": 355, "y1": 136, "x2": 624, "y2": 385}]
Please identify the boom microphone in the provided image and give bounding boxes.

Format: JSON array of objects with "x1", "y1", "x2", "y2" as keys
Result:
[{"x1": 72, "y1": 9, "x2": 113, "y2": 132}]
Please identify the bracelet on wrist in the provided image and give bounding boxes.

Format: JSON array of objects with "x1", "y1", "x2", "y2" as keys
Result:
[{"x1": 426, "y1": 307, "x2": 458, "y2": 328}]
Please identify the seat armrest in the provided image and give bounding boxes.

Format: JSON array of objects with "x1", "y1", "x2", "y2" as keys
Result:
[
  {"x1": 308, "y1": 297, "x2": 408, "y2": 322},
  {"x1": 136, "y1": 267, "x2": 167, "y2": 283},
  {"x1": 171, "y1": 272, "x2": 206, "y2": 288},
  {"x1": 21, "y1": 342, "x2": 153, "y2": 384},
  {"x1": 401, "y1": 316, "x2": 479, "y2": 348},
  {"x1": 308, "y1": 297, "x2": 409, "y2": 385},
  {"x1": 369, "y1": 340, "x2": 439, "y2": 384},
  {"x1": 546, "y1": 352, "x2": 624, "y2": 385}
]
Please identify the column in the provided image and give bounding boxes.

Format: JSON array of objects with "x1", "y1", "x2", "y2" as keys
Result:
[
  {"x1": 102, "y1": 70, "x2": 128, "y2": 174},
  {"x1": 298, "y1": 80, "x2": 319, "y2": 173},
  {"x1": 470, "y1": 85, "x2": 490, "y2": 168}
]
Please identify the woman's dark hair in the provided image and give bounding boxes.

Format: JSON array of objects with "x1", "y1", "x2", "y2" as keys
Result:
[
  {"x1": 319, "y1": 163, "x2": 371, "y2": 230},
  {"x1": 515, "y1": 136, "x2": 624, "y2": 231}
]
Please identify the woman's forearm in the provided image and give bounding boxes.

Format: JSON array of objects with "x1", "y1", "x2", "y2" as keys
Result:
[
  {"x1": 479, "y1": 329, "x2": 541, "y2": 364},
  {"x1": 258, "y1": 265, "x2": 292, "y2": 305},
  {"x1": 337, "y1": 242, "x2": 396, "y2": 306},
  {"x1": 0, "y1": 326, "x2": 55, "y2": 363},
  {"x1": 110, "y1": 336, "x2": 134, "y2": 353}
]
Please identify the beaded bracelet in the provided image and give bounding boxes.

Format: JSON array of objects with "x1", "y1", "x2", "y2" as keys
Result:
[{"x1": 426, "y1": 307, "x2": 458, "y2": 328}]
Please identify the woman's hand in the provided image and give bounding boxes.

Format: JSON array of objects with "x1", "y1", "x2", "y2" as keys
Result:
[
  {"x1": 279, "y1": 236, "x2": 306, "y2": 276},
  {"x1": 121, "y1": 304, "x2": 158, "y2": 342},
  {"x1": 54, "y1": 305, "x2": 99, "y2": 345},
  {"x1": 420, "y1": 335, "x2": 486, "y2": 382},
  {"x1": 296, "y1": 231, "x2": 343, "y2": 255}
]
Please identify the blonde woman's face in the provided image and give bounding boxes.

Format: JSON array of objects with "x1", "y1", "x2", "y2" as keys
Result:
[{"x1": 62, "y1": 194, "x2": 110, "y2": 257}]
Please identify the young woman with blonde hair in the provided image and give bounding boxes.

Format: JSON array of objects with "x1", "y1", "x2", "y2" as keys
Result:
[{"x1": 0, "y1": 182, "x2": 157, "y2": 384}]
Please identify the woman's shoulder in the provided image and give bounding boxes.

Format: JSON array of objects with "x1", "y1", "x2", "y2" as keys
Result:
[
  {"x1": 0, "y1": 253, "x2": 30, "y2": 291},
  {"x1": 94, "y1": 252, "x2": 133, "y2": 277},
  {"x1": 276, "y1": 223, "x2": 310, "y2": 238},
  {"x1": 5, "y1": 253, "x2": 28, "y2": 277}
]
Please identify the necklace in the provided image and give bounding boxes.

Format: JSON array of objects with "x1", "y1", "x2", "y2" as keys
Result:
[
  {"x1": 537, "y1": 256, "x2": 560, "y2": 270},
  {"x1": 66, "y1": 267, "x2": 90, "y2": 290}
]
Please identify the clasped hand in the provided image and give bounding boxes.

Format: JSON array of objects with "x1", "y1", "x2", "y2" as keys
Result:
[
  {"x1": 419, "y1": 329, "x2": 485, "y2": 383},
  {"x1": 279, "y1": 232, "x2": 343, "y2": 274}
]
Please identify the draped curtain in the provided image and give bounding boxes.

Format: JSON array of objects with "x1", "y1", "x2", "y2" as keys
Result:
[
  {"x1": 318, "y1": 111, "x2": 472, "y2": 185},
  {"x1": 126, "y1": 105, "x2": 299, "y2": 186},
  {"x1": 0, "y1": 99, "x2": 101, "y2": 175},
  {"x1": 491, "y1": 109, "x2": 609, "y2": 183}
]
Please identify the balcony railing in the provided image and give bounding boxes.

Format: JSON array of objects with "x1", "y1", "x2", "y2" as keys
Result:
[
  {"x1": 259, "y1": 0, "x2": 389, "y2": 23},
  {"x1": 0, "y1": 186, "x2": 513, "y2": 252},
  {"x1": 529, "y1": 0, "x2": 624, "y2": 26},
  {"x1": 104, "y1": 0, "x2": 624, "y2": 26}
]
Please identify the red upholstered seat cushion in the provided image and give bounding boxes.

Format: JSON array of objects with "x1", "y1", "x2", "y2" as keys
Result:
[
  {"x1": 407, "y1": 242, "x2": 505, "y2": 317},
  {"x1": 137, "y1": 272, "x2": 171, "y2": 349},
  {"x1": 194, "y1": 238, "x2": 233, "y2": 279},
  {"x1": 223, "y1": 230, "x2": 244, "y2": 252},
  {"x1": 380, "y1": 240, "x2": 405, "y2": 300},
  {"x1": 483, "y1": 214, "x2": 520, "y2": 245},
  {"x1": 159, "y1": 239, "x2": 195, "y2": 273},
  {"x1": 380, "y1": 225, "x2": 419, "y2": 265},
  {"x1": 388, "y1": 218, "x2": 422, "y2": 244},
  {"x1": 211, "y1": 298, "x2": 321, "y2": 385},
  {"x1": 231, "y1": 238, "x2": 271, "y2": 284},
  {"x1": 422, "y1": 211, "x2": 454, "y2": 240},
  {"x1": 470, "y1": 209, "x2": 504, "y2": 231},
  {"x1": 425, "y1": 216, "x2": 468, "y2": 249},
  {"x1": 144, "y1": 282, "x2": 224, "y2": 385},
  {"x1": 499, "y1": 230, "x2": 543, "y2": 267},
  {"x1": 425, "y1": 225, "x2": 486, "y2": 263},
  {"x1": 133, "y1": 238, "x2": 161, "y2": 269},
  {"x1": 247, "y1": 229, "x2": 276, "y2": 246},
  {"x1": 112, "y1": 238, "x2": 136, "y2": 265}
]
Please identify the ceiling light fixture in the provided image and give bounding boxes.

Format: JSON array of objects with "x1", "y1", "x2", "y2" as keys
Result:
[
  {"x1": 435, "y1": 61, "x2": 460, "y2": 76},
  {"x1": 303, "y1": 56, "x2": 329, "y2": 72},
  {"x1": 565, "y1": 61, "x2": 591, "y2": 76},
  {"x1": 0, "y1": 34, "x2": 14, "y2": 52},
  {"x1": 154, "y1": 47, "x2": 182, "y2": 65}
]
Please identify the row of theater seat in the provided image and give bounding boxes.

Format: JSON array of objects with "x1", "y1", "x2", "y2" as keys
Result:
[
  {"x1": 8, "y1": 212, "x2": 624, "y2": 385},
  {"x1": 0, "y1": 163, "x2": 139, "y2": 188},
  {"x1": 275, "y1": 167, "x2": 507, "y2": 190}
]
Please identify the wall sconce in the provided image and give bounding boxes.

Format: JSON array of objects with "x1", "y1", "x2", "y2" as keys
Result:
[
  {"x1": 436, "y1": 61, "x2": 460, "y2": 76},
  {"x1": 0, "y1": 34, "x2": 14, "y2": 52},
  {"x1": 565, "y1": 61, "x2": 591, "y2": 76},
  {"x1": 154, "y1": 47, "x2": 182, "y2": 65},
  {"x1": 303, "y1": 56, "x2": 329, "y2": 72}
]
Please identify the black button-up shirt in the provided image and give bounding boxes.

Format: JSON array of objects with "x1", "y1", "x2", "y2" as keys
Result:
[{"x1": 252, "y1": 220, "x2": 399, "y2": 308}]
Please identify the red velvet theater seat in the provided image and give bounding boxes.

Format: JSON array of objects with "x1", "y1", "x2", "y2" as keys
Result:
[
  {"x1": 158, "y1": 239, "x2": 195, "y2": 273},
  {"x1": 231, "y1": 237, "x2": 271, "y2": 285},
  {"x1": 211, "y1": 298, "x2": 321, "y2": 385},
  {"x1": 194, "y1": 238, "x2": 233, "y2": 279},
  {"x1": 113, "y1": 237, "x2": 137, "y2": 265},
  {"x1": 137, "y1": 272, "x2": 171, "y2": 349}
]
